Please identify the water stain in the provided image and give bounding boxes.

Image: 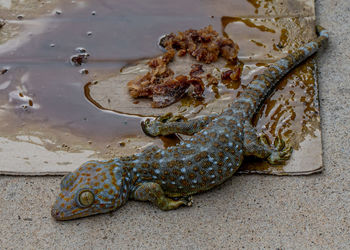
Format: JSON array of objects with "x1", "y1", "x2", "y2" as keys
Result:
[{"x1": 0, "y1": 0, "x2": 321, "y2": 174}]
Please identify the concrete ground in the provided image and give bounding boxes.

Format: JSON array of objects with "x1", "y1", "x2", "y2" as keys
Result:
[{"x1": 0, "y1": 0, "x2": 349, "y2": 248}]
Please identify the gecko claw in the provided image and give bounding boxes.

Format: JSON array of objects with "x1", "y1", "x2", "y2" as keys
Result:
[
  {"x1": 259, "y1": 134, "x2": 270, "y2": 146},
  {"x1": 274, "y1": 136, "x2": 285, "y2": 151},
  {"x1": 182, "y1": 196, "x2": 193, "y2": 207}
]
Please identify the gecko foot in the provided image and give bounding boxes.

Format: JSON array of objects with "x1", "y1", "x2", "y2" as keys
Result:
[
  {"x1": 267, "y1": 136, "x2": 293, "y2": 165},
  {"x1": 141, "y1": 113, "x2": 186, "y2": 137}
]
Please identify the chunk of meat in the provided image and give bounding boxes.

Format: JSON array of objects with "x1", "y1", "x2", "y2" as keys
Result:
[
  {"x1": 159, "y1": 25, "x2": 239, "y2": 64},
  {"x1": 127, "y1": 26, "x2": 241, "y2": 108},
  {"x1": 221, "y1": 66, "x2": 241, "y2": 81},
  {"x1": 189, "y1": 64, "x2": 204, "y2": 78},
  {"x1": 152, "y1": 75, "x2": 190, "y2": 108}
]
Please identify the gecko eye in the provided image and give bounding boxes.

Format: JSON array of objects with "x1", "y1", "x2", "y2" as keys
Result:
[{"x1": 78, "y1": 190, "x2": 94, "y2": 207}]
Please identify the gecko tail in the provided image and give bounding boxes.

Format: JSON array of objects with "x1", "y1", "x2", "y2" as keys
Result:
[{"x1": 241, "y1": 26, "x2": 328, "y2": 114}]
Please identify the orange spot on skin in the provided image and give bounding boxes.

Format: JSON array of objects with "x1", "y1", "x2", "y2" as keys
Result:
[
  {"x1": 189, "y1": 173, "x2": 196, "y2": 179},
  {"x1": 71, "y1": 208, "x2": 81, "y2": 214},
  {"x1": 104, "y1": 184, "x2": 110, "y2": 189},
  {"x1": 154, "y1": 153, "x2": 161, "y2": 159},
  {"x1": 96, "y1": 168, "x2": 102, "y2": 172},
  {"x1": 172, "y1": 169, "x2": 180, "y2": 176},
  {"x1": 60, "y1": 203, "x2": 65, "y2": 208},
  {"x1": 98, "y1": 195, "x2": 110, "y2": 202},
  {"x1": 66, "y1": 205, "x2": 72, "y2": 209},
  {"x1": 152, "y1": 162, "x2": 160, "y2": 169},
  {"x1": 94, "y1": 182, "x2": 100, "y2": 187}
]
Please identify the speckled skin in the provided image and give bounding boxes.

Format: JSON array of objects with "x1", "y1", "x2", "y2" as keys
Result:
[{"x1": 52, "y1": 27, "x2": 328, "y2": 220}]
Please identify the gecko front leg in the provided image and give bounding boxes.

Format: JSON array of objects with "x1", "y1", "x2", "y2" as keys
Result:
[
  {"x1": 243, "y1": 121, "x2": 292, "y2": 164},
  {"x1": 131, "y1": 182, "x2": 193, "y2": 210},
  {"x1": 142, "y1": 113, "x2": 215, "y2": 136}
]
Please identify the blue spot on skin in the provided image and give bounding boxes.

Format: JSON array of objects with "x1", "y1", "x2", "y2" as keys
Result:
[
  {"x1": 270, "y1": 64, "x2": 283, "y2": 74},
  {"x1": 155, "y1": 169, "x2": 160, "y2": 174},
  {"x1": 228, "y1": 142, "x2": 233, "y2": 147},
  {"x1": 153, "y1": 176, "x2": 157, "y2": 179},
  {"x1": 181, "y1": 168, "x2": 186, "y2": 173},
  {"x1": 300, "y1": 47, "x2": 309, "y2": 54},
  {"x1": 192, "y1": 179, "x2": 198, "y2": 184},
  {"x1": 180, "y1": 176, "x2": 185, "y2": 180},
  {"x1": 210, "y1": 175, "x2": 215, "y2": 178},
  {"x1": 320, "y1": 30, "x2": 329, "y2": 37},
  {"x1": 250, "y1": 83, "x2": 265, "y2": 92},
  {"x1": 277, "y1": 59, "x2": 289, "y2": 68}
]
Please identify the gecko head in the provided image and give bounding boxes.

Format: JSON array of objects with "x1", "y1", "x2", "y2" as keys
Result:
[{"x1": 51, "y1": 160, "x2": 131, "y2": 220}]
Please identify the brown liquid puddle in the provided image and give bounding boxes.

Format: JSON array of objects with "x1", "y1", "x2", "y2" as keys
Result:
[
  {"x1": 0, "y1": 0, "x2": 226, "y2": 145},
  {"x1": 0, "y1": 0, "x2": 320, "y2": 173}
]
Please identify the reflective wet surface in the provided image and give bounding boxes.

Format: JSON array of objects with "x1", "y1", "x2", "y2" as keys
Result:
[{"x1": 0, "y1": 0, "x2": 321, "y2": 174}]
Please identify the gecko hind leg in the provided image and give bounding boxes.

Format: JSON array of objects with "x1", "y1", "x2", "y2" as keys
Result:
[
  {"x1": 243, "y1": 121, "x2": 292, "y2": 165},
  {"x1": 141, "y1": 112, "x2": 214, "y2": 137},
  {"x1": 132, "y1": 182, "x2": 193, "y2": 210}
]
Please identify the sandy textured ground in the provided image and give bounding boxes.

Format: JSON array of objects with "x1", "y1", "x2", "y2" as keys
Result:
[{"x1": 0, "y1": 0, "x2": 349, "y2": 248}]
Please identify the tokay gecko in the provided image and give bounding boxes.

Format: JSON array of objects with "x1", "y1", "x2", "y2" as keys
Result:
[{"x1": 51, "y1": 26, "x2": 328, "y2": 220}]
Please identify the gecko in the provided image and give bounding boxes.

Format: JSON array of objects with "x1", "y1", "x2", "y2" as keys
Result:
[{"x1": 51, "y1": 26, "x2": 328, "y2": 220}]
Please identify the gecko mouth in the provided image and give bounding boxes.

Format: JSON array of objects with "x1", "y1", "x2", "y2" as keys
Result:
[{"x1": 51, "y1": 207, "x2": 92, "y2": 221}]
